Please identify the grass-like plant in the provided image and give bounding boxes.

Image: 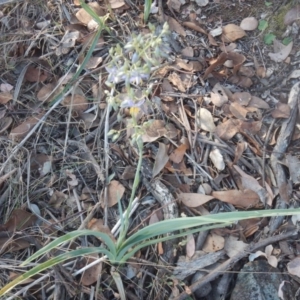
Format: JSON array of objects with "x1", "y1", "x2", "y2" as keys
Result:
[
  {"x1": 144, "y1": 0, "x2": 152, "y2": 23},
  {"x1": 1, "y1": 2, "x2": 300, "y2": 299},
  {"x1": 2, "y1": 209, "x2": 300, "y2": 296}
]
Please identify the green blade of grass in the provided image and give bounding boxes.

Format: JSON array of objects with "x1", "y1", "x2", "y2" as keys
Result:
[
  {"x1": 121, "y1": 208, "x2": 300, "y2": 250},
  {"x1": 117, "y1": 223, "x2": 233, "y2": 263},
  {"x1": 144, "y1": 0, "x2": 152, "y2": 23},
  {"x1": 0, "y1": 247, "x2": 111, "y2": 296},
  {"x1": 21, "y1": 230, "x2": 116, "y2": 266}
]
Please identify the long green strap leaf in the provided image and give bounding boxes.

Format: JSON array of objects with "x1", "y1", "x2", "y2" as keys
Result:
[
  {"x1": 121, "y1": 208, "x2": 300, "y2": 249},
  {"x1": 0, "y1": 247, "x2": 111, "y2": 296},
  {"x1": 117, "y1": 223, "x2": 233, "y2": 263},
  {"x1": 21, "y1": 230, "x2": 116, "y2": 266}
]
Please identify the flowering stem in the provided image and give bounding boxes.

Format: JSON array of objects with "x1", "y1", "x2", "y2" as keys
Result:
[
  {"x1": 103, "y1": 90, "x2": 113, "y2": 227},
  {"x1": 117, "y1": 136, "x2": 143, "y2": 248}
]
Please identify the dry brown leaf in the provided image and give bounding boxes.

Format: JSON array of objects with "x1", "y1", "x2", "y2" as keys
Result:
[
  {"x1": 80, "y1": 253, "x2": 103, "y2": 286},
  {"x1": 248, "y1": 96, "x2": 270, "y2": 109},
  {"x1": 239, "y1": 66, "x2": 255, "y2": 77},
  {"x1": 210, "y1": 83, "x2": 228, "y2": 107},
  {"x1": 219, "y1": 43, "x2": 237, "y2": 52},
  {"x1": 222, "y1": 24, "x2": 246, "y2": 42},
  {"x1": 236, "y1": 76, "x2": 253, "y2": 88},
  {"x1": 121, "y1": 166, "x2": 136, "y2": 180},
  {"x1": 215, "y1": 119, "x2": 240, "y2": 140},
  {"x1": 186, "y1": 234, "x2": 195, "y2": 258},
  {"x1": 227, "y1": 52, "x2": 246, "y2": 75},
  {"x1": 178, "y1": 192, "x2": 214, "y2": 207},
  {"x1": 286, "y1": 154, "x2": 300, "y2": 184},
  {"x1": 238, "y1": 218, "x2": 261, "y2": 237},
  {"x1": 232, "y1": 92, "x2": 251, "y2": 106},
  {"x1": 88, "y1": 218, "x2": 116, "y2": 242},
  {"x1": 76, "y1": 2, "x2": 105, "y2": 24},
  {"x1": 229, "y1": 102, "x2": 249, "y2": 120},
  {"x1": 101, "y1": 180, "x2": 125, "y2": 208},
  {"x1": 269, "y1": 41, "x2": 293, "y2": 63},
  {"x1": 196, "y1": 108, "x2": 216, "y2": 132},
  {"x1": 0, "y1": 117, "x2": 12, "y2": 134},
  {"x1": 0, "y1": 209, "x2": 37, "y2": 232},
  {"x1": 168, "y1": 72, "x2": 186, "y2": 92},
  {"x1": 181, "y1": 47, "x2": 194, "y2": 57},
  {"x1": 174, "y1": 58, "x2": 193, "y2": 72},
  {"x1": 234, "y1": 165, "x2": 270, "y2": 205},
  {"x1": 0, "y1": 237, "x2": 30, "y2": 254},
  {"x1": 166, "y1": 16, "x2": 186, "y2": 36},
  {"x1": 284, "y1": 5, "x2": 300, "y2": 25},
  {"x1": 149, "y1": 211, "x2": 162, "y2": 225},
  {"x1": 212, "y1": 189, "x2": 260, "y2": 208},
  {"x1": 202, "y1": 233, "x2": 225, "y2": 252},
  {"x1": 224, "y1": 236, "x2": 248, "y2": 257},
  {"x1": 80, "y1": 113, "x2": 99, "y2": 129},
  {"x1": 109, "y1": 0, "x2": 125, "y2": 9},
  {"x1": 249, "y1": 245, "x2": 278, "y2": 268},
  {"x1": 203, "y1": 52, "x2": 228, "y2": 79},
  {"x1": 56, "y1": 30, "x2": 80, "y2": 55},
  {"x1": 208, "y1": 33, "x2": 218, "y2": 46},
  {"x1": 287, "y1": 257, "x2": 300, "y2": 277},
  {"x1": 9, "y1": 113, "x2": 44, "y2": 141},
  {"x1": 209, "y1": 148, "x2": 225, "y2": 171},
  {"x1": 37, "y1": 83, "x2": 57, "y2": 102},
  {"x1": 210, "y1": 91, "x2": 227, "y2": 107},
  {"x1": 195, "y1": 0, "x2": 209, "y2": 7},
  {"x1": 167, "y1": 0, "x2": 181, "y2": 12},
  {"x1": 233, "y1": 141, "x2": 247, "y2": 164},
  {"x1": 153, "y1": 142, "x2": 169, "y2": 177},
  {"x1": 240, "y1": 17, "x2": 258, "y2": 31},
  {"x1": 0, "y1": 92, "x2": 12, "y2": 104},
  {"x1": 142, "y1": 120, "x2": 177, "y2": 142},
  {"x1": 84, "y1": 56, "x2": 103, "y2": 69},
  {"x1": 182, "y1": 21, "x2": 207, "y2": 35},
  {"x1": 162, "y1": 78, "x2": 175, "y2": 94},
  {"x1": 65, "y1": 169, "x2": 78, "y2": 186},
  {"x1": 169, "y1": 144, "x2": 187, "y2": 164},
  {"x1": 25, "y1": 66, "x2": 48, "y2": 82},
  {"x1": 49, "y1": 191, "x2": 67, "y2": 209},
  {"x1": 62, "y1": 94, "x2": 88, "y2": 113},
  {"x1": 0, "y1": 83, "x2": 13, "y2": 93},
  {"x1": 30, "y1": 153, "x2": 52, "y2": 177},
  {"x1": 271, "y1": 102, "x2": 290, "y2": 119}
]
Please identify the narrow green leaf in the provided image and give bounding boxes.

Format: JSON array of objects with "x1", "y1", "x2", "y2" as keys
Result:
[
  {"x1": 21, "y1": 230, "x2": 116, "y2": 266},
  {"x1": 144, "y1": 0, "x2": 152, "y2": 23},
  {"x1": 0, "y1": 247, "x2": 111, "y2": 296},
  {"x1": 117, "y1": 223, "x2": 233, "y2": 263},
  {"x1": 122, "y1": 208, "x2": 300, "y2": 250},
  {"x1": 111, "y1": 269, "x2": 126, "y2": 300}
]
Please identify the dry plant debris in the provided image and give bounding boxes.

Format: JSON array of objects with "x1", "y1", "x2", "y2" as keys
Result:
[{"x1": 1, "y1": 0, "x2": 300, "y2": 299}]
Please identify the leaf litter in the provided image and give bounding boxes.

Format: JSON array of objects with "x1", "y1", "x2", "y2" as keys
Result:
[{"x1": 1, "y1": 0, "x2": 300, "y2": 299}]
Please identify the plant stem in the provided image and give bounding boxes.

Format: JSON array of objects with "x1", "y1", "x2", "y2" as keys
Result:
[{"x1": 117, "y1": 138, "x2": 143, "y2": 248}]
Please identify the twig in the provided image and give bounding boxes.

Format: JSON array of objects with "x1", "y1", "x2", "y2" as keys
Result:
[
  {"x1": 269, "y1": 82, "x2": 300, "y2": 233},
  {"x1": 262, "y1": 118, "x2": 276, "y2": 188},
  {"x1": 103, "y1": 90, "x2": 113, "y2": 227}
]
